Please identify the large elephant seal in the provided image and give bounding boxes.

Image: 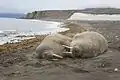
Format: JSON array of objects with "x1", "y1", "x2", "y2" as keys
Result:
[
  {"x1": 64, "y1": 31, "x2": 108, "y2": 58},
  {"x1": 35, "y1": 34, "x2": 72, "y2": 60}
]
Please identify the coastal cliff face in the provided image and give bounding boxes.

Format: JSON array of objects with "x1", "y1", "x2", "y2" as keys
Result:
[
  {"x1": 24, "y1": 10, "x2": 80, "y2": 20},
  {"x1": 24, "y1": 8, "x2": 120, "y2": 20}
]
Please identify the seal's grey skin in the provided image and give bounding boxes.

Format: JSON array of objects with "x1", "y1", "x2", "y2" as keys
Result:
[
  {"x1": 35, "y1": 34, "x2": 72, "y2": 60},
  {"x1": 64, "y1": 31, "x2": 108, "y2": 58}
]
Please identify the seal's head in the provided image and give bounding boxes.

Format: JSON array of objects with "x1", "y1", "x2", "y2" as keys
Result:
[
  {"x1": 69, "y1": 40, "x2": 83, "y2": 57},
  {"x1": 35, "y1": 49, "x2": 63, "y2": 60},
  {"x1": 71, "y1": 45, "x2": 82, "y2": 57},
  {"x1": 36, "y1": 46, "x2": 63, "y2": 60},
  {"x1": 62, "y1": 39, "x2": 84, "y2": 58}
]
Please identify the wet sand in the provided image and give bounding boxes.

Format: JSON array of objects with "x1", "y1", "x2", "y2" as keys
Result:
[{"x1": 0, "y1": 21, "x2": 120, "y2": 80}]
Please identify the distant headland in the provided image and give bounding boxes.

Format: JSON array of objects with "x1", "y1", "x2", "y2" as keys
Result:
[{"x1": 23, "y1": 8, "x2": 120, "y2": 20}]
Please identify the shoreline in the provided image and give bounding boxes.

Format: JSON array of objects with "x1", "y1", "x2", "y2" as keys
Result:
[
  {"x1": 0, "y1": 20, "x2": 69, "y2": 54},
  {"x1": 0, "y1": 18, "x2": 69, "y2": 45},
  {"x1": 1, "y1": 20, "x2": 120, "y2": 54}
]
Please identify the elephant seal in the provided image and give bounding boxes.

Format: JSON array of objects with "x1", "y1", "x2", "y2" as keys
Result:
[
  {"x1": 64, "y1": 31, "x2": 108, "y2": 58},
  {"x1": 35, "y1": 34, "x2": 72, "y2": 60}
]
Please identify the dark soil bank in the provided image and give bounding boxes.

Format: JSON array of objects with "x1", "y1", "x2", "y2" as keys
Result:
[{"x1": 1, "y1": 21, "x2": 120, "y2": 80}]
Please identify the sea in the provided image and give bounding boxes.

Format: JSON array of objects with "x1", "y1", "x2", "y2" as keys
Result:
[{"x1": 0, "y1": 18, "x2": 68, "y2": 45}]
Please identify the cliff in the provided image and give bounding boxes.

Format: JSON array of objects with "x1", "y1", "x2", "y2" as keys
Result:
[
  {"x1": 23, "y1": 8, "x2": 120, "y2": 20},
  {"x1": 23, "y1": 10, "x2": 81, "y2": 20}
]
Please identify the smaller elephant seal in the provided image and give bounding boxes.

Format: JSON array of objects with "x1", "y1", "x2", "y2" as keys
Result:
[
  {"x1": 35, "y1": 34, "x2": 72, "y2": 60},
  {"x1": 64, "y1": 31, "x2": 108, "y2": 58}
]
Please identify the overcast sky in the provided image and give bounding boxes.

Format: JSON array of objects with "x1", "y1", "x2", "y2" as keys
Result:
[{"x1": 0, "y1": 0, "x2": 120, "y2": 13}]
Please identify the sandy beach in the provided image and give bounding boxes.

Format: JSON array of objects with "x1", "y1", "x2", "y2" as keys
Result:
[{"x1": 0, "y1": 20, "x2": 120, "y2": 80}]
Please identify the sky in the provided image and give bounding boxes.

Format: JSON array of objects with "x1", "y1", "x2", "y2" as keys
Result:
[{"x1": 0, "y1": 0, "x2": 120, "y2": 13}]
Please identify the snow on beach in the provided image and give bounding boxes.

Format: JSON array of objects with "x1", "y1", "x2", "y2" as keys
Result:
[{"x1": 68, "y1": 13, "x2": 120, "y2": 21}]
